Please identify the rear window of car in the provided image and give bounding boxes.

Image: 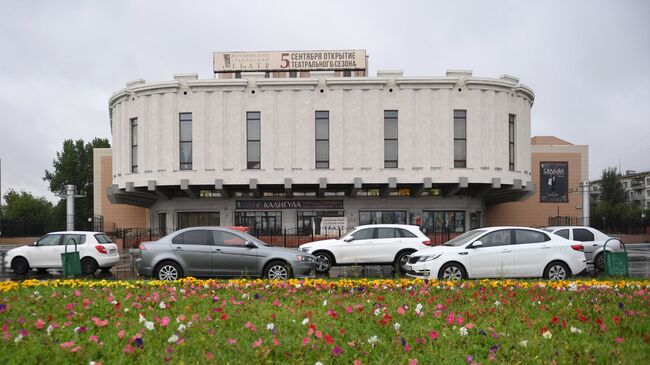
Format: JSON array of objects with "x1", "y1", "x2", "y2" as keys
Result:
[
  {"x1": 554, "y1": 229, "x2": 570, "y2": 239},
  {"x1": 94, "y1": 234, "x2": 113, "y2": 244},
  {"x1": 171, "y1": 230, "x2": 211, "y2": 245},
  {"x1": 515, "y1": 229, "x2": 550, "y2": 244},
  {"x1": 573, "y1": 229, "x2": 595, "y2": 242},
  {"x1": 397, "y1": 229, "x2": 417, "y2": 238}
]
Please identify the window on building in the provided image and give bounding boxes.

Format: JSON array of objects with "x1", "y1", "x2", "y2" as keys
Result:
[
  {"x1": 247, "y1": 112, "x2": 261, "y2": 169},
  {"x1": 179, "y1": 113, "x2": 192, "y2": 170},
  {"x1": 130, "y1": 118, "x2": 138, "y2": 173},
  {"x1": 296, "y1": 210, "x2": 345, "y2": 234},
  {"x1": 158, "y1": 213, "x2": 167, "y2": 233},
  {"x1": 343, "y1": 70, "x2": 352, "y2": 77},
  {"x1": 356, "y1": 188, "x2": 380, "y2": 196},
  {"x1": 235, "y1": 211, "x2": 282, "y2": 235},
  {"x1": 289, "y1": 71, "x2": 297, "y2": 78},
  {"x1": 509, "y1": 114, "x2": 515, "y2": 170},
  {"x1": 454, "y1": 110, "x2": 467, "y2": 168},
  {"x1": 359, "y1": 210, "x2": 406, "y2": 225},
  {"x1": 177, "y1": 212, "x2": 220, "y2": 230},
  {"x1": 421, "y1": 211, "x2": 466, "y2": 233},
  {"x1": 315, "y1": 111, "x2": 329, "y2": 168},
  {"x1": 384, "y1": 110, "x2": 398, "y2": 168},
  {"x1": 234, "y1": 72, "x2": 242, "y2": 79}
]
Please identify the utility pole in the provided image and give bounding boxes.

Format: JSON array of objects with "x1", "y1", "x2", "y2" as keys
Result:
[
  {"x1": 60, "y1": 185, "x2": 85, "y2": 231},
  {"x1": 581, "y1": 181, "x2": 590, "y2": 226}
]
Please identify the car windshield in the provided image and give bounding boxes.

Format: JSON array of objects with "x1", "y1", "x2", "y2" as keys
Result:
[{"x1": 443, "y1": 229, "x2": 487, "y2": 247}]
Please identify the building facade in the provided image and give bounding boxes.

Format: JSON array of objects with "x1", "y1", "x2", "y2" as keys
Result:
[
  {"x1": 97, "y1": 50, "x2": 538, "y2": 237},
  {"x1": 591, "y1": 170, "x2": 650, "y2": 209}
]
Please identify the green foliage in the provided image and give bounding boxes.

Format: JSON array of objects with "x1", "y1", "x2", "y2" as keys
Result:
[
  {"x1": 599, "y1": 168, "x2": 625, "y2": 204},
  {"x1": 43, "y1": 138, "x2": 110, "y2": 229},
  {"x1": 591, "y1": 168, "x2": 647, "y2": 233},
  {"x1": 1, "y1": 189, "x2": 54, "y2": 223}
]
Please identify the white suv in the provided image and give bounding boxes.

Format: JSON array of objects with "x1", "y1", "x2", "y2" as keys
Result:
[
  {"x1": 298, "y1": 224, "x2": 431, "y2": 273},
  {"x1": 4, "y1": 231, "x2": 120, "y2": 275},
  {"x1": 545, "y1": 226, "x2": 622, "y2": 271}
]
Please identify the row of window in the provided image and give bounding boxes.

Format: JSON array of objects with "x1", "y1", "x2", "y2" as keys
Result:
[
  {"x1": 130, "y1": 112, "x2": 516, "y2": 172},
  {"x1": 171, "y1": 210, "x2": 467, "y2": 233}
]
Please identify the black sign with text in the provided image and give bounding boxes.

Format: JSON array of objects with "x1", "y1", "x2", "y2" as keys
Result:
[
  {"x1": 235, "y1": 200, "x2": 344, "y2": 210},
  {"x1": 540, "y1": 162, "x2": 568, "y2": 203}
]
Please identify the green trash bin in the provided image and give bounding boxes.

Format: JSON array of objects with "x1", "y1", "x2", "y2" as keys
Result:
[
  {"x1": 603, "y1": 238, "x2": 628, "y2": 277},
  {"x1": 61, "y1": 237, "x2": 82, "y2": 276}
]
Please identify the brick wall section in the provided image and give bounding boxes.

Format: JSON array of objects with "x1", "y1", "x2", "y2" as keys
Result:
[
  {"x1": 486, "y1": 137, "x2": 588, "y2": 227},
  {"x1": 93, "y1": 148, "x2": 149, "y2": 231}
]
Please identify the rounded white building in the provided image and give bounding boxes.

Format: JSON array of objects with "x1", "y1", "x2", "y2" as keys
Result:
[{"x1": 106, "y1": 56, "x2": 534, "y2": 238}]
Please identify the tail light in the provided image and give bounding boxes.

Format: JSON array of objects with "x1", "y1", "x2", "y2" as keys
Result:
[
  {"x1": 139, "y1": 244, "x2": 146, "y2": 251},
  {"x1": 95, "y1": 245, "x2": 108, "y2": 254},
  {"x1": 422, "y1": 240, "x2": 432, "y2": 246},
  {"x1": 571, "y1": 244, "x2": 584, "y2": 251}
]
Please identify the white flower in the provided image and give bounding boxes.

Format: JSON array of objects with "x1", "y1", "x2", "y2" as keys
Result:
[
  {"x1": 124, "y1": 308, "x2": 130, "y2": 313},
  {"x1": 542, "y1": 330, "x2": 552, "y2": 339},
  {"x1": 111, "y1": 300, "x2": 118, "y2": 305},
  {"x1": 322, "y1": 300, "x2": 328, "y2": 306},
  {"x1": 374, "y1": 308, "x2": 381, "y2": 316},
  {"x1": 302, "y1": 318, "x2": 309, "y2": 325},
  {"x1": 570, "y1": 326, "x2": 582, "y2": 334},
  {"x1": 180, "y1": 288, "x2": 186, "y2": 294},
  {"x1": 46, "y1": 325, "x2": 54, "y2": 335},
  {"x1": 266, "y1": 323, "x2": 275, "y2": 331},
  {"x1": 33, "y1": 291, "x2": 40, "y2": 297},
  {"x1": 159, "y1": 301, "x2": 167, "y2": 309},
  {"x1": 295, "y1": 284, "x2": 302, "y2": 289},
  {"x1": 459, "y1": 327, "x2": 468, "y2": 336},
  {"x1": 393, "y1": 322, "x2": 401, "y2": 332},
  {"x1": 367, "y1": 335, "x2": 379, "y2": 344},
  {"x1": 144, "y1": 321, "x2": 155, "y2": 331},
  {"x1": 494, "y1": 301, "x2": 501, "y2": 306},
  {"x1": 90, "y1": 362, "x2": 98, "y2": 365},
  {"x1": 138, "y1": 314, "x2": 146, "y2": 323},
  {"x1": 187, "y1": 321, "x2": 193, "y2": 328},
  {"x1": 519, "y1": 340, "x2": 528, "y2": 347},
  {"x1": 315, "y1": 362, "x2": 324, "y2": 365},
  {"x1": 415, "y1": 303, "x2": 423, "y2": 314},
  {"x1": 14, "y1": 334, "x2": 23, "y2": 343},
  {"x1": 178, "y1": 324, "x2": 187, "y2": 332},
  {"x1": 167, "y1": 334, "x2": 179, "y2": 343},
  {"x1": 242, "y1": 293, "x2": 249, "y2": 300}
]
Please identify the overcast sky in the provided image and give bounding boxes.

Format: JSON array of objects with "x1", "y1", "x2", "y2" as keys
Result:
[{"x1": 0, "y1": 0, "x2": 648, "y2": 203}]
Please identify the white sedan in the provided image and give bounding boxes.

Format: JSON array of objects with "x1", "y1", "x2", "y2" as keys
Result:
[
  {"x1": 545, "y1": 226, "x2": 622, "y2": 272},
  {"x1": 299, "y1": 224, "x2": 432, "y2": 273},
  {"x1": 406, "y1": 226, "x2": 586, "y2": 280},
  {"x1": 4, "y1": 231, "x2": 120, "y2": 275}
]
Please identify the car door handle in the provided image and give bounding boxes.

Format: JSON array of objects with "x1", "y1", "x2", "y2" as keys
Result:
[
  {"x1": 458, "y1": 252, "x2": 468, "y2": 255},
  {"x1": 174, "y1": 247, "x2": 183, "y2": 251},
  {"x1": 592, "y1": 244, "x2": 597, "y2": 246},
  {"x1": 501, "y1": 249, "x2": 511, "y2": 253},
  {"x1": 541, "y1": 246, "x2": 551, "y2": 249},
  {"x1": 213, "y1": 249, "x2": 222, "y2": 254}
]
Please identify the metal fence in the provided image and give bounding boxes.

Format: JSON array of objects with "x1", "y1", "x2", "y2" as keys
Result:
[{"x1": 548, "y1": 216, "x2": 582, "y2": 227}]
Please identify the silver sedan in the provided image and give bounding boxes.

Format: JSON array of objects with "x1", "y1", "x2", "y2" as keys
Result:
[{"x1": 135, "y1": 227, "x2": 316, "y2": 280}]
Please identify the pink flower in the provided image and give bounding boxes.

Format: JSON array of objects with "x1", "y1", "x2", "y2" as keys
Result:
[
  {"x1": 615, "y1": 337, "x2": 624, "y2": 343},
  {"x1": 332, "y1": 345, "x2": 343, "y2": 357},
  {"x1": 123, "y1": 344, "x2": 135, "y2": 353},
  {"x1": 60, "y1": 341, "x2": 75, "y2": 349},
  {"x1": 89, "y1": 335, "x2": 99, "y2": 343},
  {"x1": 92, "y1": 317, "x2": 109, "y2": 327},
  {"x1": 70, "y1": 346, "x2": 82, "y2": 353},
  {"x1": 118, "y1": 330, "x2": 126, "y2": 339},
  {"x1": 205, "y1": 352, "x2": 213, "y2": 360},
  {"x1": 346, "y1": 306, "x2": 353, "y2": 314},
  {"x1": 227, "y1": 338, "x2": 237, "y2": 345},
  {"x1": 409, "y1": 360, "x2": 418, "y2": 365},
  {"x1": 429, "y1": 330, "x2": 439, "y2": 340},
  {"x1": 354, "y1": 360, "x2": 363, "y2": 365},
  {"x1": 315, "y1": 330, "x2": 323, "y2": 339},
  {"x1": 244, "y1": 321, "x2": 257, "y2": 332},
  {"x1": 446, "y1": 312, "x2": 455, "y2": 325},
  {"x1": 160, "y1": 317, "x2": 170, "y2": 327},
  {"x1": 35, "y1": 319, "x2": 45, "y2": 330},
  {"x1": 302, "y1": 337, "x2": 310, "y2": 346},
  {"x1": 397, "y1": 307, "x2": 407, "y2": 315},
  {"x1": 466, "y1": 323, "x2": 474, "y2": 329},
  {"x1": 74, "y1": 290, "x2": 81, "y2": 297},
  {"x1": 83, "y1": 298, "x2": 90, "y2": 309},
  {"x1": 252, "y1": 338, "x2": 263, "y2": 348}
]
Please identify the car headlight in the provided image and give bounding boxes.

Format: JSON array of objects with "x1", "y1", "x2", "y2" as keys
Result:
[
  {"x1": 296, "y1": 255, "x2": 315, "y2": 263},
  {"x1": 417, "y1": 253, "x2": 443, "y2": 262},
  {"x1": 299, "y1": 247, "x2": 311, "y2": 252}
]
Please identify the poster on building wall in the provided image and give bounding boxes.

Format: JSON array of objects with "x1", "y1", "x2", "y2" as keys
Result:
[
  {"x1": 319, "y1": 217, "x2": 347, "y2": 236},
  {"x1": 540, "y1": 162, "x2": 569, "y2": 203},
  {"x1": 214, "y1": 50, "x2": 366, "y2": 72}
]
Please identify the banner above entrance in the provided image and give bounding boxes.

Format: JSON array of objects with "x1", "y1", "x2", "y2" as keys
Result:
[
  {"x1": 236, "y1": 200, "x2": 344, "y2": 210},
  {"x1": 213, "y1": 50, "x2": 366, "y2": 73}
]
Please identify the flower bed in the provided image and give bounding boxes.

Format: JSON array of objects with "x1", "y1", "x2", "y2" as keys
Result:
[{"x1": 1, "y1": 278, "x2": 649, "y2": 364}]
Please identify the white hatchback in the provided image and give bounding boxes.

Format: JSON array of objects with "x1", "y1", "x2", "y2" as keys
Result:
[
  {"x1": 298, "y1": 224, "x2": 432, "y2": 273},
  {"x1": 545, "y1": 226, "x2": 622, "y2": 272},
  {"x1": 406, "y1": 226, "x2": 587, "y2": 280},
  {"x1": 4, "y1": 231, "x2": 120, "y2": 275}
]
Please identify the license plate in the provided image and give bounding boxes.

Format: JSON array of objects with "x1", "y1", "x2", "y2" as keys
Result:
[
  {"x1": 109, "y1": 249, "x2": 117, "y2": 254},
  {"x1": 404, "y1": 265, "x2": 412, "y2": 271}
]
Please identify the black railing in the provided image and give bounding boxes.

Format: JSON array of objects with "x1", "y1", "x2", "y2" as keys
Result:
[
  {"x1": 111, "y1": 228, "x2": 174, "y2": 249},
  {"x1": 249, "y1": 227, "x2": 345, "y2": 247},
  {"x1": 548, "y1": 216, "x2": 582, "y2": 227}
]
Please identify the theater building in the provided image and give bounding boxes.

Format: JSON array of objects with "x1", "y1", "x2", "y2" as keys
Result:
[{"x1": 95, "y1": 49, "x2": 543, "y2": 239}]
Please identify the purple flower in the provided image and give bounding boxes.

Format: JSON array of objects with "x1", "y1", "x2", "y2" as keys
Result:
[
  {"x1": 212, "y1": 296, "x2": 219, "y2": 303},
  {"x1": 401, "y1": 337, "x2": 407, "y2": 348},
  {"x1": 466, "y1": 355, "x2": 473, "y2": 364},
  {"x1": 75, "y1": 326, "x2": 87, "y2": 333},
  {"x1": 489, "y1": 344, "x2": 501, "y2": 353},
  {"x1": 424, "y1": 279, "x2": 429, "y2": 285},
  {"x1": 618, "y1": 302, "x2": 625, "y2": 310},
  {"x1": 0, "y1": 304, "x2": 6, "y2": 313},
  {"x1": 135, "y1": 337, "x2": 143, "y2": 348},
  {"x1": 479, "y1": 330, "x2": 487, "y2": 336},
  {"x1": 254, "y1": 293, "x2": 260, "y2": 300}
]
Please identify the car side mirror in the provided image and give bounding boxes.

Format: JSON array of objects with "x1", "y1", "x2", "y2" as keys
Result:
[
  {"x1": 245, "y1": 241, "x2": 257, "y2": 249},
  {"x1": 33, "y1": 242, "x2": 38, "y2": 246},
  {"x1": 471, "y1": 241, "x2": 483, "y2": 248},
  {"x1": 343, "y1": 236, "x2": 354, "y2": 242}
]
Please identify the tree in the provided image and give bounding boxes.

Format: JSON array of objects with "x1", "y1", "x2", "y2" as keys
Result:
[
  {"x1": 599, "y1": 167, "x2": 625, "y2": 204},
  {"x1": 1, "y1": 189, "x2": 57, "y2": 236},
  {"x1": 43, "y1": 138, "x2": 110, "y2": 229}
]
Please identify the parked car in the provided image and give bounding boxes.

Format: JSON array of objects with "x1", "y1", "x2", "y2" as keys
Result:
[
  {"x1": 135, "y1": 226, "x2": 316, "y2": 280},
  {"x1": 405, "y1": 226, "x2": 586, "y2": 281},
  {"x1": 4, "y1": 231, "x2": 120, "y2": 275},
  {"x1": 298, "y1": 224, "x2": 432, "y2": 274},
  {"x1": 545, "y1": 226, "x2": 622, "y2": 271}
]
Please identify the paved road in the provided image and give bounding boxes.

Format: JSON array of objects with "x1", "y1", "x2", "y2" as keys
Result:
[{"x1": 2, "y1": 244, "x2": 649, "y2": 281}]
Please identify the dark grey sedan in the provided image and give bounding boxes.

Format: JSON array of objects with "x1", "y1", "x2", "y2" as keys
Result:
[{"x1": 135, "y1": 227, "x2": 316, "y2": 280}]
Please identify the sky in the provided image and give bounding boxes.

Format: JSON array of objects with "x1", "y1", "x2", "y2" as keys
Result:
[{"x1": 0, "y1": 0, "x2": 649, "y2": 204}]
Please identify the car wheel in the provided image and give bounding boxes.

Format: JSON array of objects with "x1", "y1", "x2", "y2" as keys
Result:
[
  {"x1": 155, "y1": 261, "x2": 183, "y2": 281},
  {"x1": 394, "y1": 251, "x2": 414, "y2": 273},
  {"x1": 11, "y1": 257, "x2": 30, "y2": 275},
  {"x1": 314, "y1": 252, "x2": 333, "y2": 274},
  {"x1": 264, "y1": 261, "x2": 291, "y2": 280},
  {"x1": 544, "y1": 261, "x2": 570, "y2": 280},
  {"x1": 594, "y1": 253, "x2": 605, "y2": 272},
  {"x1": 438, "y1": 262, "x2": 465, "y2": 281},
  {"x1": 80, "y1": 257, "x2": 99, "y2": 274}
]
